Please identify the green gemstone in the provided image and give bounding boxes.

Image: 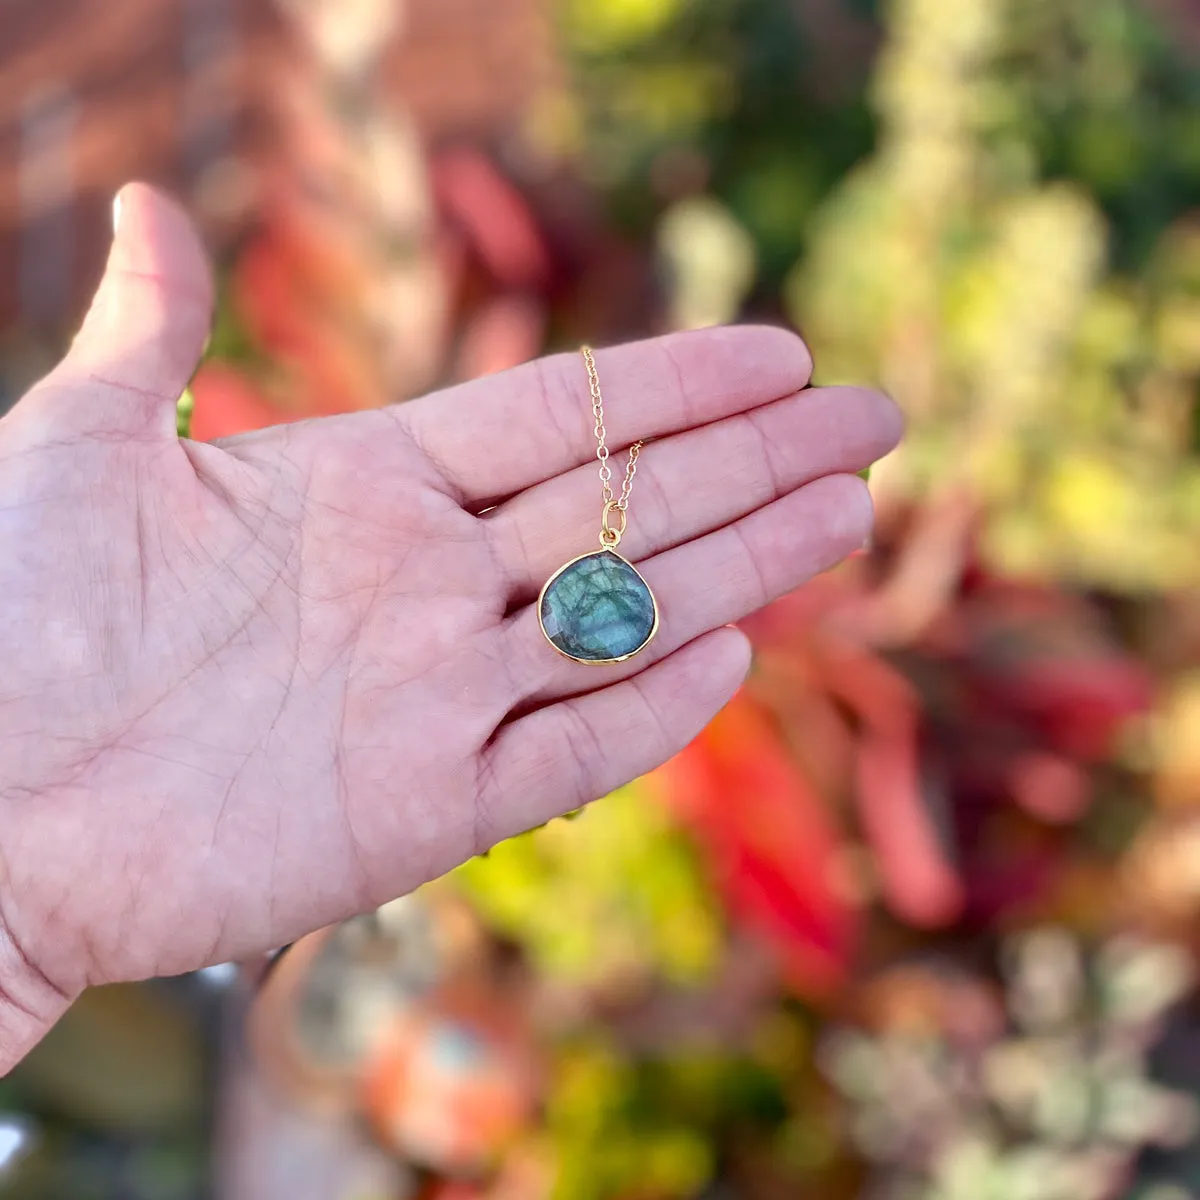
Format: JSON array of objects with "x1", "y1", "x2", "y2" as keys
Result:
[{"x1": 540, "y1": 550, "x2": 657, "y2": 662}]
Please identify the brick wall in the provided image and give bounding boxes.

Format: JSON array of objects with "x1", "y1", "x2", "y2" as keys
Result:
[{"x1": 0, "y1": 0, "x2": 292, "y2": 338}]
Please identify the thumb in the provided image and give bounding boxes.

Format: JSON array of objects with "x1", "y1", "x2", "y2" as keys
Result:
[{"x1": 25, "y1": 183, "x2": 214, "y2": 439}]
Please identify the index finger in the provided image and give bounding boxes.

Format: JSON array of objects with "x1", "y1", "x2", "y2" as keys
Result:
[{"x1": 394, "y1": 325, "x2": 813, "y2": 506}]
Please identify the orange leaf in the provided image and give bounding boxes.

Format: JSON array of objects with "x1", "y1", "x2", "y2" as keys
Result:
[
  {"x1": 189, "y1": 364, "x2": 295, "y2": 440},
  {"x1": 653, "y1": 695, "x2": 858, "y2": 996}
]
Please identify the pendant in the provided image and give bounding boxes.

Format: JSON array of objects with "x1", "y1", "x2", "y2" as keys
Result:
[{"x1": 538, "y1": 548, "x2": 659, "y2": 664}]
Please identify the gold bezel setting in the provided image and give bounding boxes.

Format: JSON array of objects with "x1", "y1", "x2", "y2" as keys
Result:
[{"x1": 537, "y1": 549, "x2": 660, "y2": 666}]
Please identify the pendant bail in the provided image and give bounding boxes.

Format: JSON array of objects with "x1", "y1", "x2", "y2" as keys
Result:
[{"x1": 599, "y1": 499, "x2": 627, "y2": 548}]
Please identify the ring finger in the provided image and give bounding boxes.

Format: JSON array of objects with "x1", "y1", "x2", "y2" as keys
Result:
[{"x1": 497, "y1": 471, "x2": 873, "y2": 708}]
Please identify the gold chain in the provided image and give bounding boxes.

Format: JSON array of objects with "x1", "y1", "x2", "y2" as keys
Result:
[{"x1": 582, "y1": 345, "x2": 642, "y2": 525}]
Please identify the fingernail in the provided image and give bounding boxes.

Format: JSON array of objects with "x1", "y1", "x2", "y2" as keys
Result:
[{"x1": 112, "y1": 192, "x2": 123, "y2": 235}]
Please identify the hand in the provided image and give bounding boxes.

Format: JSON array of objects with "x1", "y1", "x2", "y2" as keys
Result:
[{"x1": 0, "y1": 186, "x2": 900, "y2": 1068}]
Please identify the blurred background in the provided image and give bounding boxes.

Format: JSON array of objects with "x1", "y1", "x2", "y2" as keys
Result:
[{"x1": 3, "y1": 0, "x2": 1200, "y2": 1196}]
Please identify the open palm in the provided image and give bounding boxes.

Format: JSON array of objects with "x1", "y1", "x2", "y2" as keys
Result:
[{"x1": 0, "y1": 187, "x2": 900, "y2": 1067}]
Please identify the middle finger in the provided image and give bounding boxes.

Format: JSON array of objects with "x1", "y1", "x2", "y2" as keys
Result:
[{"x1": 484, "y1": 385, "x2": 900, "y2": 606}]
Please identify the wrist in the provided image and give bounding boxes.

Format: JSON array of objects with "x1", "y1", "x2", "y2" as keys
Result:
[
  {"x1": 0, "y1": 932, "x2": 72, "y2": 1075},
  {"x1": 0, "y1": 821, "x2": 75, "y2": 1073}
]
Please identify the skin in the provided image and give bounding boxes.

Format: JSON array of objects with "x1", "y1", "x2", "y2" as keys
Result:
[{"x1": 0, "y1": 185, "x2": 902, "y2": 1071}]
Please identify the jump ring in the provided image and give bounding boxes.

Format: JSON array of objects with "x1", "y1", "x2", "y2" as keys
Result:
[{"x1": 600, "y1": 500, "x2": 627, "y2": 547}]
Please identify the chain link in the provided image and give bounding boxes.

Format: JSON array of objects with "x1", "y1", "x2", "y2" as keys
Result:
[{"x1": 582, "y1": 346, "x2": 643, "y2": 515}]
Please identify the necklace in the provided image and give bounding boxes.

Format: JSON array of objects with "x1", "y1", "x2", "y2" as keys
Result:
[{"x1": 537, "y1": 347, "x2": 660, "y2": 665}]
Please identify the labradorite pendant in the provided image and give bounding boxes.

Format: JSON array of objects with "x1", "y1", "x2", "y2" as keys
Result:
[{"x1": 538, "y1": 549, "x2": 659, "y2": 664}]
